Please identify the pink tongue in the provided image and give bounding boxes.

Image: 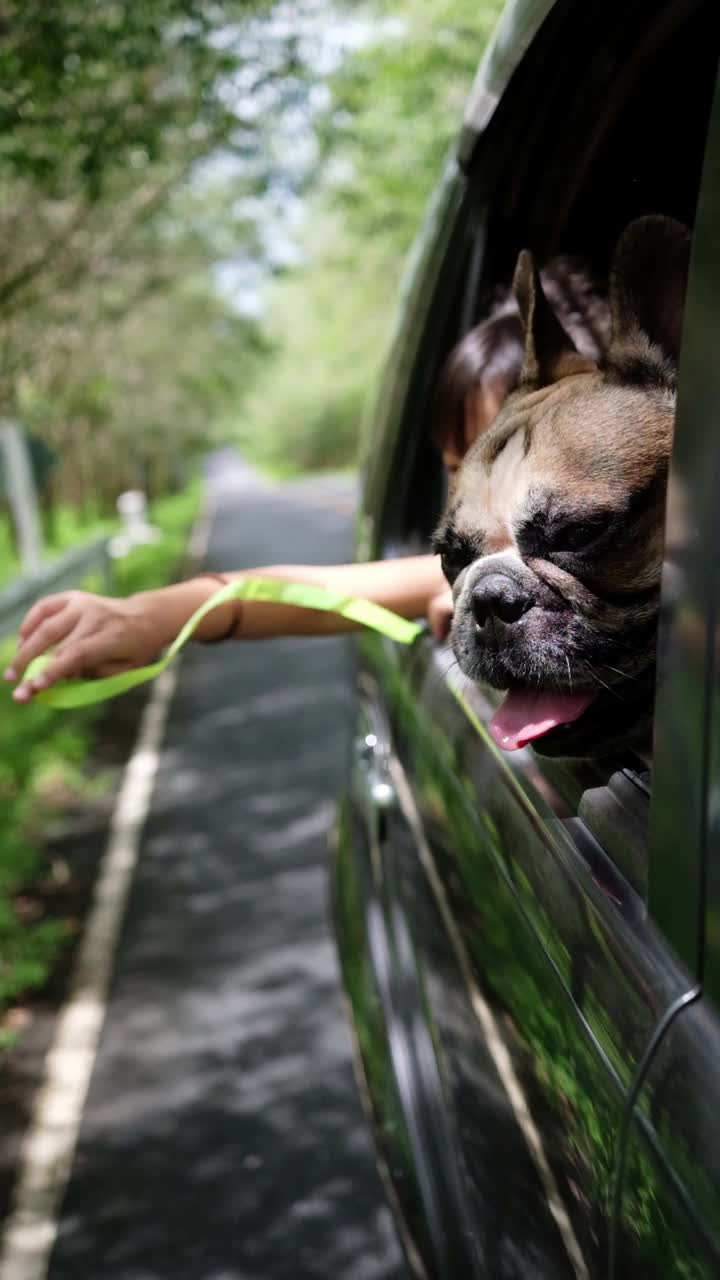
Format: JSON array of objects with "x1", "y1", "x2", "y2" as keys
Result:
[{"x1": 489, "y1": 689, "x2": 597, "y2": 751}]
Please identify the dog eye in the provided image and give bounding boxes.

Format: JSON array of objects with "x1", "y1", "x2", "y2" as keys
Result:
[
  {"x1": 440, "y1": 551, "x2": 465, "y2": 584},
  {"x1": 553, "y1": 519, "x2": 607, "y2": 554},
  {"x1": 438, "y1": 542, "x2": 476, "y2": 583},
  {"x1": 434, "y1": 529, "x2": 477, "y2": 582}
]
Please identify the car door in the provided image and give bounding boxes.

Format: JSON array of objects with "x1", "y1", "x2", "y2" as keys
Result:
[{"x1": 335, "y1": 4, "x2": 718, "y2": 1278}]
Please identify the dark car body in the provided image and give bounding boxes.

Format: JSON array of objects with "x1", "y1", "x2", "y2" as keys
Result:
[{"x1": 333, "y1": 1, "x2": 720, "y2": 1277}]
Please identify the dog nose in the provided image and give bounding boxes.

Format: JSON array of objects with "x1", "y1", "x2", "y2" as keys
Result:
[{"x1": 471, "y1": 574, "x2": 531, "y2": 628}]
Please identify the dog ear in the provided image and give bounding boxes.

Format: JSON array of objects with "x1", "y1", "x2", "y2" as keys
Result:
[
  {"x1": 607, "y1": 216, "x2": 691, "y2": 385},
  {"x1": 513, "y1": 250, "x2": 597, "y2": 387}
]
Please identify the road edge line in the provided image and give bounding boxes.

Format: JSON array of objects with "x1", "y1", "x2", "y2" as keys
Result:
[{"x1": 0, "y1": 497, "x2": 214, "y2": 1280}]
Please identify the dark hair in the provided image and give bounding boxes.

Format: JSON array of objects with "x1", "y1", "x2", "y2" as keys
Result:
[{"x1": 433, "y1": 256, "x2": 611, "y2": 459}]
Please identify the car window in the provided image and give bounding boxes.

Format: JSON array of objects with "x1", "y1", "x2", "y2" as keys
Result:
[{"x1": 369, "y1": 0, "x2": 718, "y2": 948}]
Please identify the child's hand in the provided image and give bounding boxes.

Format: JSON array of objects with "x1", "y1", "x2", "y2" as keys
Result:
[
  {"x1": 4, "y1": 591, "x2": 166, "y2": 703},
  {"x1": 427, "y1": 589, "x2": 454, "y2": 643}
]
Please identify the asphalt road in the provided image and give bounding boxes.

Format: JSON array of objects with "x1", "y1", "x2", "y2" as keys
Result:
[{"x1": 48, "y1": 457, "x2": 407, "y2": 1280}]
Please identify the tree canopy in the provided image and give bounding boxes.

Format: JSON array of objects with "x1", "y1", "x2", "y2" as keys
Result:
[
  {"x1": 231, "y1": 0, "x2": 504, "y2": 472},
  {"x1": 0, "y1": 2, "x2": 247, "y2": 193},
  {"x1": 0, "y1": 0, "x2": 505, "y2": 511},
  {"x1": 0, "y1": 0, "x2": 299, "y2": 511}
]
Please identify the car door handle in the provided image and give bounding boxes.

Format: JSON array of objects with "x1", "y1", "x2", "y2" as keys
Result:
[{"x1": 354, "y1": 729, "x2": 396, "y2": 810}]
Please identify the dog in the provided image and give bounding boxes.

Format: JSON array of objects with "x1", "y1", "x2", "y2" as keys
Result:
[{"x1": 432, "y1": 216, "x2": 691, "y2": 757}]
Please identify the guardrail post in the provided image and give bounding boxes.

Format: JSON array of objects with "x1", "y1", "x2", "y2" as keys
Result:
[{"x1": 0, "y1": 421, "x2": 44, "y2": 574}]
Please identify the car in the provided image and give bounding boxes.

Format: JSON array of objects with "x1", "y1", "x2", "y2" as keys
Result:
[{"x1": 332, "y1": 0, "x2": 720, "y2": 1277}]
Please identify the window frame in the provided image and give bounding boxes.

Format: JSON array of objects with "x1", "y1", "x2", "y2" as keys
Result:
[{"x1": 651, "y1": 68, "x2": 720, "y2": 987}]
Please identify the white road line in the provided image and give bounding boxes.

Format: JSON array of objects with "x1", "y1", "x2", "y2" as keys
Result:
[
  {"x1": 0, "y1": 667, "x2": 178, "y2": 1280},
  {"x1": 0, "y1": 505, "x2": 214, "y2": 1280}
]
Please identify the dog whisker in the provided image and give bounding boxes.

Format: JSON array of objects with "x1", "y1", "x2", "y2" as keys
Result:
[
  {"x1": 584, "y1": 662, "x2": 625, "y2": 702},
  {"x1": 600, "y1": 662, "x2": 641, "y2": 683}
]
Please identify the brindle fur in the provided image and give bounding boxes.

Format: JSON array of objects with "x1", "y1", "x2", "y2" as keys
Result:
[{"x1": 434, "y1": 216, "x2": 692, "y2": 757}]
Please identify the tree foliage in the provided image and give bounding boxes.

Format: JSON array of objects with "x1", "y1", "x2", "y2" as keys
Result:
[
  {"x1": 231, "y1": 0, "x2": 504, "y2": 472},
  {"x1": 0, "y1": 0, "x2": 310, "y2": 523},
  {"x1": 0, "y1": 2, "x2": 242, "y2": 194},
  {"x1": 0, "y1": 0, "x2": 506, "y2": 507}
]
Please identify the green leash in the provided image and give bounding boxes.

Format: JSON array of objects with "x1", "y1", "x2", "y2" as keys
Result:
[{"x1": 21, "y1": 576, "x2": 423, "y2": 709}]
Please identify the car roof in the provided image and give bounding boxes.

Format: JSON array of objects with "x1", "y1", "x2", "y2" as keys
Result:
[{"x1": 459, "y1": 0, "x2": 558, "y2": 161}]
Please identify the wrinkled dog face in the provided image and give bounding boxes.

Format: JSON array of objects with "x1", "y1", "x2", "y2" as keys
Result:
[{"x1": 433, "y1": 216, "x2": 691, "y2": 757}]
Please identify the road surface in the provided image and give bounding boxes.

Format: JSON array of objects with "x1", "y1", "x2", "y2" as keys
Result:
[{"x1": 47, "y1": 458, "x2": 407, "y2": 1280}]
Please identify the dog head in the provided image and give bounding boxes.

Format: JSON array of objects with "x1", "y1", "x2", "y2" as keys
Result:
[{"x1": 433, "y1": 216, "x2": 691, "y2": 757}]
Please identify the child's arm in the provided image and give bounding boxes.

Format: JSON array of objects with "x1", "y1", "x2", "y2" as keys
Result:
[{"x1": 6, "y1": 555, "x2": 447, "y2": 702}]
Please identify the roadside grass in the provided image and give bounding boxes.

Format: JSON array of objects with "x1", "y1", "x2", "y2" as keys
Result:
[{"x1": 0, "y1": 480, "x2": 203, "y2": 1048}]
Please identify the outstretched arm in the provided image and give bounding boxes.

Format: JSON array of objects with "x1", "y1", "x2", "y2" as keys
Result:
[{"x1": 6, "y1": 555, "x2": 447, "y2": 702}]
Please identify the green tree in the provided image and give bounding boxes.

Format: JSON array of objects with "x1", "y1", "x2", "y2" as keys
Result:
[
  {"x1": 0, "y1": 0, "x2": 310, "y2": 515},
  {"x1": 230, "y1": 0, "x2": 504, "y2": 473}
]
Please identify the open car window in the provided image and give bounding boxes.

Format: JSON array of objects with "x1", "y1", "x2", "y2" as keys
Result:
[{"x1": 369, "y1": 0, "x2": 717, "y2": 944}]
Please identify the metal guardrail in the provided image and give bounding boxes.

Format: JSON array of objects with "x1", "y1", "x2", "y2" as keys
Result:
[{"x1": 0, "y1": 536, "x2": 113, "y2": 639}]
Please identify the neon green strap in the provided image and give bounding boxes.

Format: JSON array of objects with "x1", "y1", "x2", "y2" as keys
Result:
[{"x1": 22, "y1": 576, "x2": 423, "y2": 709}]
